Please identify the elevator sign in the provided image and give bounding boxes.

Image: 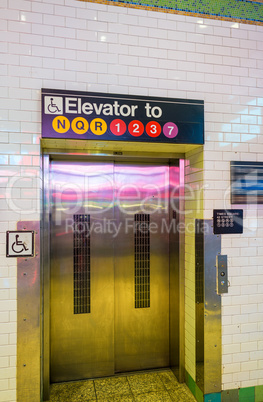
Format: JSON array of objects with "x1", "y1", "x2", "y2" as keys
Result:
[{"x1": 42, "y1": 89, "x2": 204, "y2": 144}]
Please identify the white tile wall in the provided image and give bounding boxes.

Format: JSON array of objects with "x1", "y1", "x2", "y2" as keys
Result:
[{"x1": 1, "y1": 0, "x2": 263, "y2": 400}]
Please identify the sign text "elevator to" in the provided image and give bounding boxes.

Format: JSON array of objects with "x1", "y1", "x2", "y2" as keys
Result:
[{"x1": 65, "y1": 98, "x2": 162, "y2": 118}]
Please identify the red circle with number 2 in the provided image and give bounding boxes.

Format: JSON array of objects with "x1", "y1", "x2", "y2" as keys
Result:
[{"x1": 128, "y1": 120, "x2": 144, "y2": 137}]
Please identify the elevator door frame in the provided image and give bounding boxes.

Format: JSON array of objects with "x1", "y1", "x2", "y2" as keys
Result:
[{"x1": 42, "y1": 152, "x2": 185, "y2": 401}]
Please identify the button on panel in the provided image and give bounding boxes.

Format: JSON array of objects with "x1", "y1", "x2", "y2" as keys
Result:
[{"x1": 216, "y1": 255, "x2": 228, "y2": 294}]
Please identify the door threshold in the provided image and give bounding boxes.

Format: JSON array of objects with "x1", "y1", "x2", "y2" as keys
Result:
[{"x1": 51, "y1": 366, "x2": 177, "y2": 385}]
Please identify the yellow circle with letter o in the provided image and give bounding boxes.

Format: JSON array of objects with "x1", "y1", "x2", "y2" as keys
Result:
[
  {"x1": 90, "y1": 118, "x2": 107, "y2": 135},
  {"x1": 71, "y1": 117, "x2": 89, "y2": 135},
  {"x1": 52, "y1": 116, "x2": 70, "y2": 134}
]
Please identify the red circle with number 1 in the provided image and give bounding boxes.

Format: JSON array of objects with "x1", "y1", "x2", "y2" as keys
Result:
[
  {"x1": 128, "y1": 120, "x2": 144, "y2": 137},
  {"x1": 110, "y1": 119, "x2": 126, "y2": 136},
  {"x1": 146, "y1": 121, "x2": 161, "y2": 138}
]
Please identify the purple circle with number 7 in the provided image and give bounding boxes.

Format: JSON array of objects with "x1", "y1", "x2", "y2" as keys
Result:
[{"x1": 163, "y1": 122, "x2": 178, "y2": 138}]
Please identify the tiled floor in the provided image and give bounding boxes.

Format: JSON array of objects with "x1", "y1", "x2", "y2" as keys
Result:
[{"x1": 49, "y1": 369, "x2": 197, "y2": 401}]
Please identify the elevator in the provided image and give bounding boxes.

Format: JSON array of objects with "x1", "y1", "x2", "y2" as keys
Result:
[{"x1": 49, "y1": 159, "x2": 180, "y2": 383}]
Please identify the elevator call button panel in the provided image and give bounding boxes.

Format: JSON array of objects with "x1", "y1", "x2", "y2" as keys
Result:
[{"x1": 216, "y1": 255, "x2": 228, "y2": 294}]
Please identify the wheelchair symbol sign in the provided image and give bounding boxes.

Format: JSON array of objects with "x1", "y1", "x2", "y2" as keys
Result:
[
  {"x1": 6, "y1": 231, "x2": 34, "y2": 257},
  {"x1": 44, "y1": 96, "x2": 63, "y2": 115}
]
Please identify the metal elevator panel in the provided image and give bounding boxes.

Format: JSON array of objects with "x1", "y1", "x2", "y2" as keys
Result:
[
  {"x1": 50, "y1": 161, "x2": 115, "y2": 382},
  {"x1": 114, "y1": 163, "x2": 170, "y2": 372},
  {"x1": 50, "y1": 160, "x2": 178, "y2": 382}
]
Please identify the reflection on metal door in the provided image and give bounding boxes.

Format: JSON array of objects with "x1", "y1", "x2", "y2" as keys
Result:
[
  {"x1": 50, "y1": 161, "x2": 175, "y2": 382},
  {"x1": 114, "y1": 163, "x2": 169, "y2": 372},
  {"x1": 50, "y1": 162, "x2": 115, "y2": 382}
]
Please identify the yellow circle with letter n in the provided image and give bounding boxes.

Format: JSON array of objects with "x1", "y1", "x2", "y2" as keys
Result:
[{"x1": 52, "y1": 116, "x2": 70, "y2": 134}]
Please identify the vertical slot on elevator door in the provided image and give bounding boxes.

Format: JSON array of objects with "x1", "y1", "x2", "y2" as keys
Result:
[
  {"x1": 134, "y1": 214, "x2": 150, "y2": 309},
  {"x1": 73, "y1": 214, "x2": 90, "y2": 314}
]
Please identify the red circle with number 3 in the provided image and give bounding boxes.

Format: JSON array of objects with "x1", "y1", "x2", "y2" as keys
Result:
[
  {"x1": 110, "y1": 119, "x2": 126, "y2": 136},
  {"x1": 128, "y1": 120, "x2": 144, "y2": 137},
  {"x1": 146, "y1": 121, "x2": 161, "y2": 138}
]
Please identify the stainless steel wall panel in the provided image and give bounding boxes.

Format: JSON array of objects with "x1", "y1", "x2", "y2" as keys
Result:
[
  {"x1": 17, "y1": 221, "x2": 41, "y2": 402},
  {"x1": 195, "y1": 219, "x2": 205, "y2": 391},
  {"x1": 42, "y1": 154, "x2": 50, "y2": 401},
  {"x1": 178, "y1": 159, "x2": 185, "y2": 383},
  {"x1": 195, "y1": 219, "x2": 221, "y2": 394},
  {"x1": 204, "y1": 221, "x2": 221, "y2": 394},
  {"x1": 169, "y1": 163, "x2": 180, "y2": 371}
]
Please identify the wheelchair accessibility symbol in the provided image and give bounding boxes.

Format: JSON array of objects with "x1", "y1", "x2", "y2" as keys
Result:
[
  {"x1": 48, "y1": 98, "x2": 61, "y2": 113},
  {"x1": 12, "y1": 235, "x2": 29, "y2": 253},
  {"x1": 6, "y1": 231, "x2": 34, "y2": 257},
  {"x1": 44, "y1": 96, "x2": 63, "y2": 115}
]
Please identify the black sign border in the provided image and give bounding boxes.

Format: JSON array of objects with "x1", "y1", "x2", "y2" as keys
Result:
[
  {"x1": 41, "y1": 88, "x2": 204, "y2": 145},
  {"x1": 6, "y1": 231, "x2": 35, "y2": 258},
  {"x1": 213, "y1": 209, "x2": 243, "y2": 235}
]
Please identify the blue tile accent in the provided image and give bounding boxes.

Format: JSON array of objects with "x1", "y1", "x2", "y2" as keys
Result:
[{"x1": 204, "y1": 392, "x2": 222, "y2": 402}]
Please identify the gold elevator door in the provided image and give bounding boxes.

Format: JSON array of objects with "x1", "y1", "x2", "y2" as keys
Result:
[{"x1": 50, "y1": 160, "x2": 172, "y2": 382}]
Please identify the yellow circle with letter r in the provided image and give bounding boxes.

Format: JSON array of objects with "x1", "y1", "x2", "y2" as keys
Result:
[
  {"x1": 52, "y1": 116, "x2": 70, "y2": 133},
  {"x1": 72, "y1": 117, "x2": 89, "y2": 135},
  {"x1": 90, "y1": 118, "x2": 107, "y2": 135}
]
